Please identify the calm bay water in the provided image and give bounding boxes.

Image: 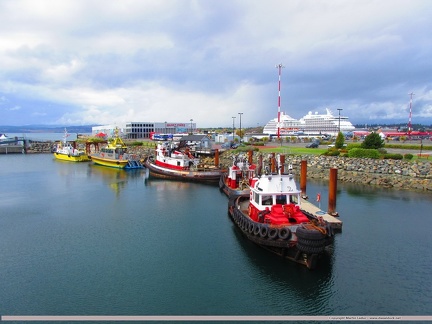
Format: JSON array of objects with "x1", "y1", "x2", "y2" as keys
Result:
[{"x1": 0, "y1": 153, "x2": 431, "y2": 319}]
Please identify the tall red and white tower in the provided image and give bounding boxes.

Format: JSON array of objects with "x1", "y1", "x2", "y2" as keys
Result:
[
  {"x1": 275, "y1": 63, "x2": 284, "y2": 139},
  {"x1": 408, "y1": 92, "x2": 414, "y2": 137}
]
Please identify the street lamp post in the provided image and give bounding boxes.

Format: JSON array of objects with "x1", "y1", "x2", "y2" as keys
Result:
[
  {"x1": 190, "y1": 119, "x2": 193, "y2": 134},
  {"x1": 337, "y1": 108, "x2": 343, "y2": 134},
  {"x1": 238, "y1": 112, "x2": 243, "y2": 144},
  {"x1": 232, "y1": 117, "x2": 236, "y2": 143}
]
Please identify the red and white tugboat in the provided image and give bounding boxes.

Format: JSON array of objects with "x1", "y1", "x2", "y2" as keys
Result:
[
  {"x1": 219, "y1": 153, "x2": 257, "y2": 198},
  {"x1": 145, "y1": 142, "x2": 224, "y2": 184},
  {"x1": 228, "y1": 155, "x2": 334, "y2": 269}
]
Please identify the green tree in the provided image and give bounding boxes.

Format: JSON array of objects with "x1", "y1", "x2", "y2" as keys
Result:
[
  {"x1": 361, "y1": 132, "x2": 384, "y2": 149},
  {"x1": 335, "y1": 132, "x2": 345, "y2": 149}
]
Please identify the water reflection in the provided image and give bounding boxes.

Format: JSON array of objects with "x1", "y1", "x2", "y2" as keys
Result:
[
  {"x1": 230, "y1": 225, "x2": 335, "y2": 315},
  {"x1": 86, "y1": 165, "x2": 144, "y2": 197}
]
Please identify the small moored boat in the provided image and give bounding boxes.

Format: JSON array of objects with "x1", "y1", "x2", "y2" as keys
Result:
[
  {"x1": 90, "y1": 129, "x2": 143, "y2": 169},
  {"x1": 219, "y1": 152, "x2": 257, "y2": 198},
  {"x1": 228, "y1": 154, "x2": 334, "y2": 269},
  {"x1": 144, "y1": 142, "x2": 224, "y2": 183},
  {"x1": 53, "y1": 129, "x2": 90, "y2": 162}
]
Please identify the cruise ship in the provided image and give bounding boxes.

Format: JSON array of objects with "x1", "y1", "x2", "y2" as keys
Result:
[
  {"x1": 262, "y1": 112, "x2": 302, "y2": 135},
  {"x1": 263, "y1": 108, "x2": 355, "y2": 136}
]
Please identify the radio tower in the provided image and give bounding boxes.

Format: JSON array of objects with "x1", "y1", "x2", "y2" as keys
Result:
[
  {"x1": 408, "y1": 92, "x2": 414, "y2": 137},
  {"x1": 275, "y1": 63, "x2": 284, "y2": 139}
]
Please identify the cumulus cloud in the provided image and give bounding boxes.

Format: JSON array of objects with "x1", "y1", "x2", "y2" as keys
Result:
[{"x1": 0, "y1": 0, "x2": 431, "y2": 127}]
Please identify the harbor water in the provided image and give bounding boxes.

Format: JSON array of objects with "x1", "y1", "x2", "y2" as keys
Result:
[{"x1": 0, "y1": 153, "x2": 431, "y2": 319}]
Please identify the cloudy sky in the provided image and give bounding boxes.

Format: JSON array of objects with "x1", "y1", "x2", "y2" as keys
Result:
[{"x1": 1, "y1": 0, "x2": 432, "y2": 128}]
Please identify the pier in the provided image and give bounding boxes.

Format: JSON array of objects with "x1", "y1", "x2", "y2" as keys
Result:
[
  {"x1": 0, "y1": 137, "x2": 51, "y2": 154},
  {"x1": 300, "y1": 198, "x2": 343, "y2": 232},
  {"x1": 0, "y1": 144, "x2": 26, "y2": 154}
]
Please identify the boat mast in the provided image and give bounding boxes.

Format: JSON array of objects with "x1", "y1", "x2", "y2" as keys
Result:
[{"x1": 276, "y1": 63, "x2": 284, "y2": 139}]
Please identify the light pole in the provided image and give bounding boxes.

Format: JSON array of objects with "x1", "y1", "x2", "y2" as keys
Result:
[
  {"x1": 275, "y1": 63, "x2": 284, "y2": 139},
  {"x1": 232, "y1": 117, "x2": 236, "y2": 143},
  {"x1": 238, "y1": 112, "x2": 243, "y2": 144},
  {"x1": 190, "y1": 119, "x2": 193, "y2": 134},
  {"x1": 337, "y1": 108, "x2": 342, "y2": 134},
  {"x1": 165, "y1": 121, "x2": 167, "y2": 134}
]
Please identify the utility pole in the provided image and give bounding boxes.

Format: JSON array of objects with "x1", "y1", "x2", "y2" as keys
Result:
[
  {"x1": 238, "y1": 113, "x2": 243, "y2": 144},
  {"x1": 408, "y1": 92, "x2": 414, "y2": 138},
  {"x1": 275, "y1": 63, "x2": 284, "y2": 139},
  {"x1": 337, "y1": 108, "x2": 343, "y2": 134},
  {"x1": 232, "y1": 116, "x2": 236, "y2": 143}
]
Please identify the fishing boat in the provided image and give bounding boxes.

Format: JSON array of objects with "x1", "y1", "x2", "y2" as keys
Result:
[
  {"x1": 219, "y1": 152, "x2": 257, "y2": 198},
  {"x1": 228, "y1": 154, "x2": 334, "y2": 269},
  {"x1": 90, "y1": 129, "x2": 143, "y2": 169},
  {"x1": 144, "y1": 142, "x2": 224, "y2": 183},
  {"x1": 53, "y1": 129, "x2": 90, "y2": 162}
]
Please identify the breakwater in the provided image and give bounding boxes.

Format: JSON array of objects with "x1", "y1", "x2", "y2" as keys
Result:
[
  {"x1": 212, "y1": 152, "x2": 432, "y2": 192},
  {"x1": 292, "y1": 155, "x2": 432, "y2": 191}
]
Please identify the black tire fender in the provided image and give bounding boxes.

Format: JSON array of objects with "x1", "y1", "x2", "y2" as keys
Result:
[
  {"x1": 278, "y1": 227, "x2": 291, "y2": 240},
  {"x1": 268, "y1": 227, "x2": 278, "y2": 240},
  {"x1": 259, "y1": 224, "x2": 268, "y2": 238},
  {"x1": 296, "y1": 224, "x2": 326, "y2": 240}
]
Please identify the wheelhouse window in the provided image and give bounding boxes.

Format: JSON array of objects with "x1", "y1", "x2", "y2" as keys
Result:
[
  {"x1": 276, "y1": 195, "x2": 287, "y2": 204},
  {"x1": 262, "y1": 195, "x2": 273, "y2": 205}
]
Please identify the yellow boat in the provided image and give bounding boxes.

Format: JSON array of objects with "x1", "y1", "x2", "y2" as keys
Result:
[
  {"x1": 53, "y1": 129, "x2": 91, "y2": 162},
  {"x1": 90, "y1": 129, "x2": 143, "y2": 169}
]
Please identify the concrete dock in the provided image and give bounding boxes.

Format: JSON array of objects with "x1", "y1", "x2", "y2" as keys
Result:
[
  {"x1": 0, "y1": 145, "x2": 26, "y2": 154},
  {"x1": 300, "y1": 197, "x2": 343, "y2": 232}
]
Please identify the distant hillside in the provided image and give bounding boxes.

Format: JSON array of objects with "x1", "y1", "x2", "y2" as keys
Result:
[{"x1": 0, "y1": 125, "x2": 97, "y2": 133}]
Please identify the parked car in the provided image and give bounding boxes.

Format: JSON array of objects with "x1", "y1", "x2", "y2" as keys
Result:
[
  {"x1": 221, "y1": 142, "x2": 239, "y2": 149},
  {"x1": 306, "y1": 142, "x2": 319, "y2": 148},
  {"x1": 328, "y1": 143, "x2": 347, "y2": 148}
]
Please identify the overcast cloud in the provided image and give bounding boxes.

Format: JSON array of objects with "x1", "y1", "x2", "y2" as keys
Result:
[{"x1": 1, "y1": 0, "x2": 431, "y2": 128}]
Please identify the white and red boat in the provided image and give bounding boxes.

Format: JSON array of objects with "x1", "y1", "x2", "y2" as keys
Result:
[
  {"x1": 228, "y1": 154, "x2": 334, "y2": 269},
  {"x1": 219, "y1": 153, "x2": 257, "y2": 198},
  {"x1": 144, "y1": 142, "x2": 224, "y2": 184}
]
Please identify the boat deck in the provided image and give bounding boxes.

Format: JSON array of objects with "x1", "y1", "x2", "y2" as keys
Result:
[
  {"x1": 237, "y1": 199, "x2": 342, "y2": 232},
  {"x1": 300, "y1": 198, "x2": 343, "y2": 232}
]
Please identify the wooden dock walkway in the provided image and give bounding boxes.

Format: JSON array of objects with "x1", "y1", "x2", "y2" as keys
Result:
[{"x1": 300, "y1": 198, "x2": 343, "y2": 232}]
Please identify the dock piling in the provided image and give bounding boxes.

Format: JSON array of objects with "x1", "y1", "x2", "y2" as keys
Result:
[
  {"x1": 214, "y1": 149, "x2": 219, "y2": 167},
  {"x1": 300, "y1": 160, "x2": 307, "y2": 198},
  {"x1": 328, "y1": 168, "x2": 338, "y2": 216}
]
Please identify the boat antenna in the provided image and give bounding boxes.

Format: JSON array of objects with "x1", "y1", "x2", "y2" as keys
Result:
[
  {"x1": 408, "y1": 92, "x2": 414, "y2": 138},
  {"x1": 275, "y1": 63, "x2": 284, "y2": 139}
]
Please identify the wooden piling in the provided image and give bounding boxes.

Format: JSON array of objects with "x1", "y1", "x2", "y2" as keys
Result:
[
  {"x1": 271, "y1": 153, "x2": 276, "y2": 173},
  {"x1": 280, "y1": 155, "x2": 285, "y2": 173},
  {"x1": 257, "y1": 154, "x2": 263, "y2": 175},
  {"x1": 248, "y1": 150, "x2": 253, "y2": 165},
  {"x1": 328, "y1": 168, "x2": 338, "y2": 216},
  {"x1": 300, "y1": 160, "x2": 307, "y2": 197},
  {"x1": 214, "y1": 149, "x2": 219, "y2": 167}
]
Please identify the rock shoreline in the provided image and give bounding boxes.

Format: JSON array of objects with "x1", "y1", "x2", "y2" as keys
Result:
[
  {"x1": 26, "y1": 143, "x2": 432, "y2": 191},
  {"x1": 213, "y1": 151, "x2": 432, "y2": 192}
]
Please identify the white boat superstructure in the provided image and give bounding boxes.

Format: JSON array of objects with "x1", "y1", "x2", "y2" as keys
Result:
[
  {"x1": 263, "y1": 108, "x2": 355, "y2": 136},
  {"x1": 262, "y1": 112, "x2": 302, "y2": 136},
  {"x1": 299, "y1": 108, "x2": 355, "y2": 135}
]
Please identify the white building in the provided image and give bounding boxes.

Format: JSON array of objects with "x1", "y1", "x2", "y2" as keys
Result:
[{"x1": 92, "y1": 121, "x2": 196, "y2": 139}]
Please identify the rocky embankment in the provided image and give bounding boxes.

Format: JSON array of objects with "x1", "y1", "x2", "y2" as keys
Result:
[
  {"x1": 208, "y1": 151, "x2": 432, "y2": 192},
  {"x1": 123, "y1": 146, "x2": 432, "y2": 191}
]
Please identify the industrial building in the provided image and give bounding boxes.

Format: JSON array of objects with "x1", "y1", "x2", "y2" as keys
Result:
[{"x1": 92, "y1": 121, "x2": 196, "y2": 139}]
